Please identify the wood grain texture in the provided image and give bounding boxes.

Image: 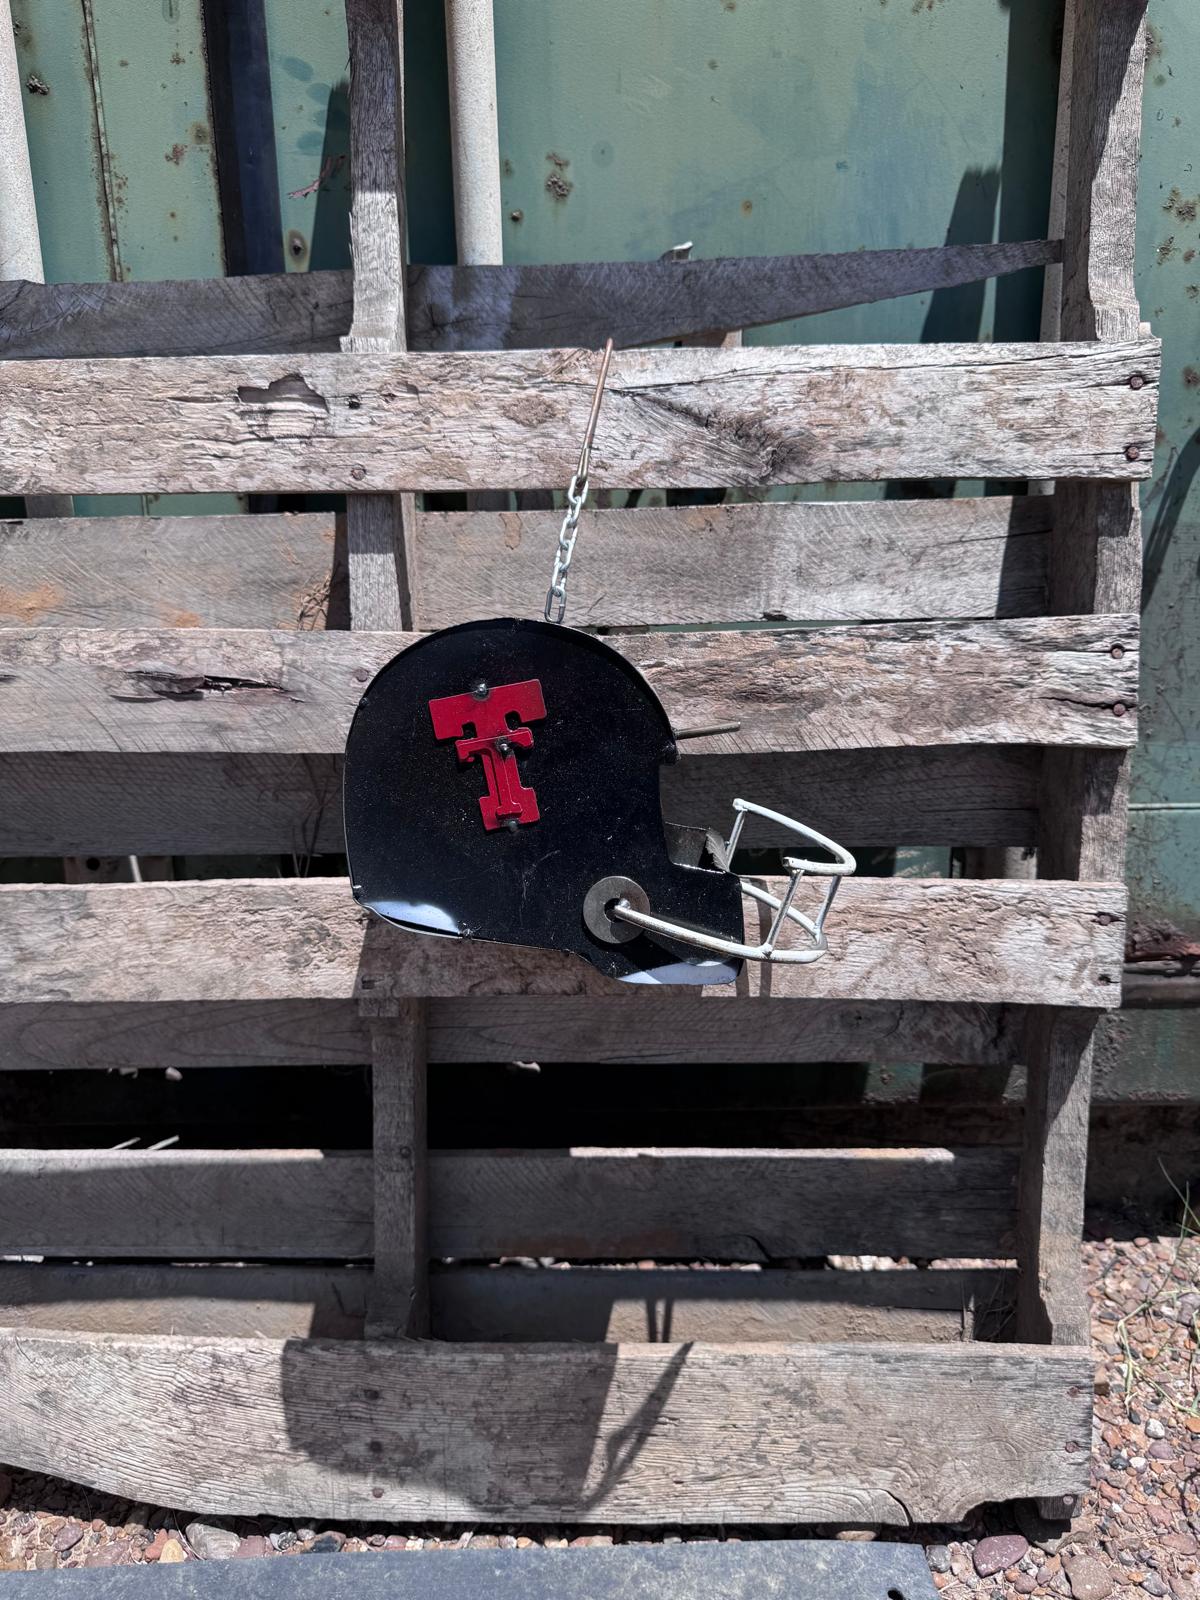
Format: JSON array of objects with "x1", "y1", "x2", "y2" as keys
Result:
[
  {"x1": 0, "y1": 1146, "x2": 1017, "y2": 1262},
  {"x1": 0, "y1": 340, "x2": 1159, "y2": 495},
  {"x1": 0, "y1": 1262, "x2": 1010, "y2": 1346},
  {"x1": 0, "y1": 512, "x2": 343, "y2": 630},
  {"x1": 367, "y1": 1009, "x2": 429, "y2": 1337},
  {"x1": 0, "y1": 1328, "x2": 1093, "y2": 1521},
  {"x1": 0, "y1": 616, "x2": 1139, "y2": 756},
  {"x1": 0, "y1": 243, "x2": 1062, "y2": 361},
  {"x1": 414, "y1": 495, "x2": 1051, "y2": 629},
  {"x1": 0, "y1": 272, "x2": 353, "y2": 359},
  {"x1": 431, "y1": 1265, "x2": 1015, "y2": 1345},
  {"x1": 0, "y1": 746, "x2": 1041, "y2": 857},
  {"x1": 0, "y1": 1263, "x2": 369, "y2": 1339},
  {"x1": 0, "y1": 997, "x2": 1026, "y2": 1071},
  {"x1": 0, "y1": 876, "x2": 1127, "y2": 1008}
]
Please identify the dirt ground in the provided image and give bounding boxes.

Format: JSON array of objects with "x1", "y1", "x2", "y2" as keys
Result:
[{"x1": 1, "y1": 1226, "x2": 1196, "y2": 1594}]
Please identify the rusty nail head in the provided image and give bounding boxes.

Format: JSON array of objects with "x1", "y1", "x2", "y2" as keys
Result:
[
  {"x1": 354, "y1": 667, "x2": 371, "y2": 682},
  {"x1": 1125, "y1": 444, "x2": 1141, "y2": 461},
  {"x1": 1113, "y1": 701, "x2": 1128, "y2": 717},
  {"x1": 351, "y1": 464, "x2": 367, "y2": 480},
  {"x1": 1111, "y1": 644, "x2": 1125, "y2": 659}
]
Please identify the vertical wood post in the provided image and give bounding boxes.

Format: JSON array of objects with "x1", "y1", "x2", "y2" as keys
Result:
[
  {"x1": 344, "y1": 0, "x2": 430, "y2": 1337},
  {"x1": 1022, "y1": 0, "x2": 1149, "y2": 1518}
]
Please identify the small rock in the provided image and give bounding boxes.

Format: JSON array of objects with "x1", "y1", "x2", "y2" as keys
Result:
[
  {"x1": 499, "y1": 1536, "x2": 518, "y2": 1550},
  {"x1": 91, "y1": 1521, "x2": 105, "y2": 1534},
  {"x1": 1162, "y1": 1534, "x2": 1198, "y2": 1555},
  {"x1": 54, "y1": 1524, "x2": 85, "y2": 1555},
  {"x1": 836, "y1": 1529, "x2": 878, "y2": 1542},
  {"x1": 234, "y1": 1536, "x2": 268, "y2": 1560},
  {"x1": 1149, "y1": 1442, "x2": 1175, "y2": 1461},
  {"x1": 1129, "y1": 1457, "x2": 1147, "y2": 1472},
  {"x1": 159, "y1": 1540, "x2": 186, "y2": 1566},
  {"x1": 1064, "y1": 1552, "x2": 1114, "y2": 1600},
  {"x1": 143, "y1": 1531, "x2": 169, "y2": 1563},
  {"x1": 367, "y1": 1535, "x2": 386, "y2": 1549},
  {"x1": 516, "y1": 1537, "x2": 534, "y2": 1549},
  {"x1": 269, "y1": 1531, "x2": 296, "y2": 1553},
  {"x1": 1141, "y1": 1579, "x2": 1167, "y2": 1598},
  {"x1": 404, "y1": 1538, "x2": 423, "y2": 1551},
  {"x1": 975, "y1": 1535, "x2": 1030, "y2": 1577},
  {"x1": 1146, "y1": 1419, "x2": 1167, "y2": 1440},
  {"x1": 296, "y1": 1528, "x2": 316, "y2": 1542},
  {"x1": 33, "y1": 1550, "x2": 56, "y2": 1570},
  {"x1": 343, "y1": 1538, "x2": 367, "y2": 1553},
  {"x1": 308, "y1": 1533, "x2": 345, "y2": 1555},
  {"x1": 471, "y1": 1536, "x2": 499, "y2": 1550},
  {"x1": 928, "y1": 1545, "x2": 953, "y2": 1574},
  {"x1": 186, "y1": 1521, "x2": 241, "y2": 1562},
  {"x1": 570, "y1": 1536, "x2": 613, "y2": 1547},
  {"x1": 951, "y1": 1546, "x2": 976, "y2": 1582},
  {"x1": 1014, "y1": 1577, "x2": 1037, "y2": 1594},
  {"x1": 86, "y1": 1544, "x2": 130, "y2": 1569}
]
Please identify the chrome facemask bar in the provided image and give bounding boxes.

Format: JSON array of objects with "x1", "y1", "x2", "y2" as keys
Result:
[{"x1": 608, "y1": 798, "x2": 856, "y2": 965}]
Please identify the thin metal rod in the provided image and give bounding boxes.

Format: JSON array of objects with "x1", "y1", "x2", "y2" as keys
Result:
[{"x1": 576, "y1": 337, "x2": 615, "y2": 477}]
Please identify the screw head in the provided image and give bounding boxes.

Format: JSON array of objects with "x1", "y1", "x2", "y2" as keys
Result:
[
  {"x1": 1111, "y1": 644, "x2": 1125, "y2": 659},
  {"x1": 1125, "y1": 444, "x2": 1142, "y2": 461},
  {"x1": 1113, "y1": 701, "x2": 1128, "y2": 717},
  {"x1": 350, "y1": 464, "x2": 367, "y2": 480},
  {"x1": 1129, "y1": 373, "x2": 1146, "y2": 390},
  {"x1": 354, "y1": 667, "x2": 371, "y2": 682},
  {"x1": 470, "y1": 679, "x2": 489, "y2": 699}
]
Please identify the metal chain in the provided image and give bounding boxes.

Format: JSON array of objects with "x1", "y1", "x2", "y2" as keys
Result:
[{"x1": 544, "y1": 339, "x2": 614, "y2": 625}]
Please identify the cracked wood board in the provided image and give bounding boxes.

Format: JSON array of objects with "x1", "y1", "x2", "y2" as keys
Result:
[
  {"x1": 0, "y1": 1328, "x2": 1092, "y2": 1522},
  {"x1": 0, "y1": 1146, "x2": 1017, "y2": 1262},
  {"x1": 0, "y1": 876, "x2": 1126, "y2": 1007},
  {"x1": 0, "y1": 340, "x2": 1159, "y2": 494},
  {"x1": 0, "y1": 615, "x2": 1138, "y2": 755}
]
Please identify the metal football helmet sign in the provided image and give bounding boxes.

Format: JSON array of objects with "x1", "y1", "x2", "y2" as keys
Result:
[{"x1": 344, "y1": 617, "x2": 855, "y2": 986}]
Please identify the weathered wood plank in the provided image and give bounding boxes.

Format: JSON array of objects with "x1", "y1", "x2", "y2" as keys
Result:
[
  {"x1": 0, "y1": 876, "x2": 1127, "y2": 1007},
  {"x1": 0, "y1": 1263, "x2": 369, "y2": 1339},
  {"x1": 0, "y1": 616, "x2": 1139, "y2": 756},
  {"x1": 367, "y1": 1008, "x2": 429, "y2": 1337},
  {"x1": 414, "y1": 495, "x2": 1051, "y2": 628},
  {"x1": 0, "y1": 1328, "x2": 1093, "y2": 1521},
  {"x1": 0, "y1": 746, "x2": 1041, "y2": 857},
  {"x1": 0, "y1": 1261, "x2": 1011, "y2": 1345},
  {"x1": 0, "y1": 997, "x2": 1027, "y2": 1071},
  {"x1": 0, "y1": 243, "x2": 1061, "y2": 362},
  {"x1": 0, "y1": 1146, "x2": 1017, "y2": 1262},
  {"x1": 0, "y1": 341, "x2": 1159, "y2": 495},
  {"x1": 0, "y1": 495, "x2": 1050, "y2": 632},
  {"x1": 432, "y1": 1265, "x2": 1014, "y2": 1345},
  {"x1": 0, "y1": 512, "x2": 344, "y2": 630}
]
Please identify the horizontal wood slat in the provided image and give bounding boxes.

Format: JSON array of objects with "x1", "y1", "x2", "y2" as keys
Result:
[
  {"x1": 0, "y1": 242, "x2": 1059, "y2": 359},
  {"x1": 0, "y1": 616, "x2": 1138, "y2": 756},
  {"x1": 415, "y1": 495, "x2": 1051, "y2": 628},
  {"x1": 0, "y1": 997, "x2": 1027, "y2": 1070},
  {"x1": 0, "y1": 746, "x2": 1041, "y2": 856},
  {"x1": 0, "y1": 494, "x2": 1050, "y2": 633},
  {"x1": 0, "y1": 513, "x2": 344, "y2": 631},
  {"x1": 0, "y1": 1262, "x2": 1013, "y2": 1345},
  {"x1": 0, "y1": 876, "x2": 1126, "y2": 1007},
  {"x1": 0, "y1": 340, "x2": 1159, "y2": 494},
  {"x1": 0, "y1": 1146, "x2": 1016, "y2": 1262},
  {"x1": 0, "y1": 1327, "x2": 1093, "y2": 1521}
]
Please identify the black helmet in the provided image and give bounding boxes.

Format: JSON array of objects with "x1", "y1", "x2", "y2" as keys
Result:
[{"x1": 344, "y1": 617, "x2": 854, "y2": 985}]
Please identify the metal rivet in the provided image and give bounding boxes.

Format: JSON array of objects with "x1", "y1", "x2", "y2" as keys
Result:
[
  {"x1": 1111, "y1": 644, "x2": 1125, "y2": 659},
  {"x1": 351, "y1": 464, "x2": 367, "y2": 480},
  {"x1": 1113, "y1": 701, "x2": 1128, "y2": 717},
  {"x1": 354, "y1": 667, "x2": 371, "y2": 682},
  {"x1": 1129, "y1": 373, "x2": 1146, "y2": 390},
  {"x1": 471, "y1": 679, "x2": 489, "y2": 699},
  {"x1": 1125, "y1": 444, "x2": 1142, "y2": 461}
]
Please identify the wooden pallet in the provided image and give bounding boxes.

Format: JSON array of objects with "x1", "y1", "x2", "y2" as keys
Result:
[{"x1": 0, "y1": 0, "x2": 1153, "y2": 1527}]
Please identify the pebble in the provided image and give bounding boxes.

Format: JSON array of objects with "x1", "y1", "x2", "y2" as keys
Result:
[
  {"x1": 1146, "y1": 1419, "x2": 1167, "y2": 1440},
  {"x1": 308, "y1": 1533, "x2": 345, "y2": 1555},
  {"x1": 1149, "y1": 1442, "x2": 1175, "y2": 1460},
  {"x1": 159, "y1": 1540, "x2": 186, "y2": 1565},
  {"x1": 570, "y1": 1536, "x2": 613, "y2": 1547},
  {"x1": 53, "y1": 1523, "x2": 84, "y2": 1554},
  {"x1": 86, "y1": 1544, "x2": 130, "y2": 1569},
  {"x1": 234, "y1": 1536, "x2": 268, "y2": 1560},
  {"x1": 186, "y1": 1521, "x2": 241, "y2": 1561},
  {"x1": 1064, "y1": 1552, "x2": 1114, "y2": 1600},
  {"x1": 516, "y1": 1537, "x2": 534, "y2": 1549},
  {"x1": 143, "y1": 1531, "x2": 169, "y2": 1563},
  {"x1": 974, "y1": 1535, "x2": 1029, "y2": 1577},
  {"x1": 367, "y1": 1535, "x2": 386, "y2": 1549},
  {"x1": 1014, "y1": 1577, "x2": 1037, "y2": 1594},
  {"x1": 1141, "y1": 1579, "x2": 1167, "y2": 1597},
  {"x1": 928, "y1": 1546, "x2": 952, "y2": 1574}
]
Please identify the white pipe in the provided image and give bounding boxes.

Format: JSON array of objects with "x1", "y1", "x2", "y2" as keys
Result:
[
  {"x1": 0, "y1": 0, "x2": 45, "y2": 281},
  {"x1": 444, "y1": 0, "x2": 504, "y2": 265}
]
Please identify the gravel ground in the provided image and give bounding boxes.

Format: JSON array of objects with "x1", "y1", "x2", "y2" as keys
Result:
[{"x1": 0, "y1": 1229, "x2": 1196, "y2": 1593}]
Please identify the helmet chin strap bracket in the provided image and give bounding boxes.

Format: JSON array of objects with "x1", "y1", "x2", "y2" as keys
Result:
[{"x1": 601, "y1": 799, "x2": 856, "y2": 966}]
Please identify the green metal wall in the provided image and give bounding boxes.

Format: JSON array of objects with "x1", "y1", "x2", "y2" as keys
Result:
[{"x1": 14, "y1": 0, "x2": 1200, "y2": 1097}]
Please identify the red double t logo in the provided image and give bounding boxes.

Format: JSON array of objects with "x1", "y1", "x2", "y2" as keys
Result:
[{"x1": 428, "y1": 679, "x2": 547, "y2": 831}]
